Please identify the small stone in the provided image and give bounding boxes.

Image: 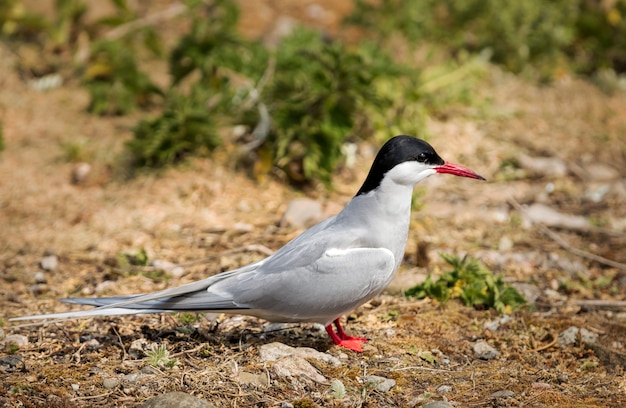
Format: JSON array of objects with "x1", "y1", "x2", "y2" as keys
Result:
[
  {"x1": 71, "y1": 383, "x2": 80, "y2": 391},
  {"x1": 258, "y1": 342, "x2": 341, "y2": 366},
  {"x1": 361, "y1": 375, "x2": 396, "y2": 392},
  {"x1": 558, "y1": 326, "x2": 598, "y2": 347},
  {"x1": 272, "y1": 356, "x2": 327, "y2": 384},
  {"x1": 39, "y1": 255, "x2": 58, "y2": 271},
  {"x1": 437, "y1": 384, "x2": 452, "y2": 393},
  {"x1": 3, "y1": 334, "x2": 29, "y2": 349},
  {"x1": 84, "y1": 338, "x2": 101, "y2": 350},
  {"x1": 123, "y1": 373, "x2": 141, "y2": 383},
  {"x1": 280, "y1": 403, "x2": 295, "y2": 408},
  {"x1": 128, "y1": 338, "x2": 154, "y2": 359},
  {"x1": 0, "y1": 354, "x2": 24, "y2": 369},
  {"x1": 34, "y1": 271, "x2": 47, "y2": 284},
  {"x1": 71, "y1": 162, "x2": 91, "y2": 185},
  {"x1": 490, "y1": 390, "x2": 515, "y2": 399},
  {"x1": 140, "y1": 391, "x2": 210, "y2": 408},
  {"x1": 151, "y1": 260, "x2": 185, "y2": 278},
  {"x1": 532, "y1": 382, "x2": 551, "y2": 389},
  {"x1": 473, "y1": 341, "x2": 500, "y2": 360},
  {"x1": 102, "y1": 378, "x2": 120, "y2": 389},
  {"x1": 280, "y1": 198, "x2": 323, "y2": 228},
  {"x1": 425, "y1": 402, "x2": 453, "y2": 408},
  {"x1": 237, "y1": 371, "x2": 269, "y2": 387}
]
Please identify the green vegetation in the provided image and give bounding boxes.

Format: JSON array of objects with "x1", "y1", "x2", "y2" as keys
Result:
[
  {"x1": 145, "y1": 343, "x2": 178, "y2": 369},
  {"x1": 1, "y1": 0, "x2": 624, "y2": 185},
  {"x1": 348, "y1": 0, "x2": 626, "y2": 79},
  {"x1": 405, "y1": 253, "x2": 526, "y2": 313}
]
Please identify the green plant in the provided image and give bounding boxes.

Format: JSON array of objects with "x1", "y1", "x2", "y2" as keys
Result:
[
  {"x1": 145, "y1": 343, "x2": 178, "y2": 369},
  {"x1": 84, "y1": 39, "x2": 163, "y2": 115},
  {"x1": 127, "y1": 87, "x2": 221, "y2": 168},
  {"x1": 259, "y1": 28, "x2": 407, "y2": 185},
  {"x1": 405, "y1": 253, "x2": 526, "y2": 313}
]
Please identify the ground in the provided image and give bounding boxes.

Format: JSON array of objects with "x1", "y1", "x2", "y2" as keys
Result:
[{"x1": 1, "y1": 2, "x2": 626, "y2": 408}]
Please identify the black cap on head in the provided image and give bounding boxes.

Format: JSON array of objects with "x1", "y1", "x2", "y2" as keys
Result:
[{"x1": 356, "y1": 135, "x2": 444, "y2": 196}]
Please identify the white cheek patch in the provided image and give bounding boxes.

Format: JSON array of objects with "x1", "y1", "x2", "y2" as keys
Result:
[{"x1": 387, "y1": 162, "x2": 437, "y2": 185}]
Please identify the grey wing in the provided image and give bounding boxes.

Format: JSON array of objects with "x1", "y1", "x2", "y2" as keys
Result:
[{"x1": 211, "y1": 246, "x2": 397, "y2": 324}]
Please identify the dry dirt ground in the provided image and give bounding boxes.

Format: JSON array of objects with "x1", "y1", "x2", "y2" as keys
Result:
[{"x1": 1, "y1": 2, "x2": 626, "y2": 408}]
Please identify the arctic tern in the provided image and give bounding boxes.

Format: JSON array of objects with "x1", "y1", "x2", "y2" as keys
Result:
[{"x1": 12, "y1": 135, "x2": 485, "y2": 352}]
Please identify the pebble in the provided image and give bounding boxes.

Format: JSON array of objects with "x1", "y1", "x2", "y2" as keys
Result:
[
  {"x1": 39, "y1": 255, "x2": 58, "y2": 271},
  {"x1": 34, "y1": 271, "x2": 47, "y2": 284},
  {"x1": 128, "y1": 338, "x2": 155, "y2": 359},
  {"x1": 436, "y1": 384, "x2": 452, "y2": 393},
  {"x1": 140, "y1": 391, "x2": 211, "y2": 408},
  {"x1": 0, "y1": 354, "x2": 24, "y2": 369},
  {"x1": 102, "y1": 378, "x2": 120, "y2": 389},
  {"x1": 258, "y1": 342, "x2": 341, "y2": 366},
  {"x1": 71, "y1": 162, "x2": 91, "y2": 185},
  {"x1": 424, "y1": 402, "x2": 453, "y2": 408},
  {"x1": 280, "y1": 198, "x2": 323, "y2": 228},
  {"x1": 272, "y1": 356, "x2": 327, "y2": 384},
  {"x1": 280, "y1": 403, "x2": 295, "y2": 408},
  {"x1": 237, "y1": 371, "x2": 269, "y2": 387},
  {"x1": 473, "y1": 341, "x2": 500, "y2": 360},
  {"x1": 558, "y1": 326, "x2": 598, "y2": 347},
  {"x1": 361, "y1": 375, "x2": 396, "y2": 392},
  {"x1": 2, "y1": 334, "x2": 29, "y2": 348},
  {"x1": 490, "y1": 390, "x2": 515, "y2": 399},
  {"x1": 71, "y1": 383, "x2": 80, "y2": 391}
]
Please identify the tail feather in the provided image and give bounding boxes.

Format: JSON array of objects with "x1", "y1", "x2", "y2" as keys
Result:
[{"x1": 9, "y1": 259, "x2": 266, "y2": 325}]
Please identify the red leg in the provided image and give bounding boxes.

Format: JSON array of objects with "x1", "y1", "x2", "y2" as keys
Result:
[
  {"x1": 324, "y1": 318, "x2": 367, "y2": 352},
  {"x1": 334, "y1": 318, "x2": 368, "y2": 342}
]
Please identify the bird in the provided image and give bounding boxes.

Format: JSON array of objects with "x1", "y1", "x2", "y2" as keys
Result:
[{"x1": 11, "y1": 135, "x2": 485, "y2": 352}]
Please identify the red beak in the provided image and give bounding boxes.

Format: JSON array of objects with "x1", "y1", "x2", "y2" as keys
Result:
[{"x1": 436, "y1": 162, "x2": 485, "y2": 180}]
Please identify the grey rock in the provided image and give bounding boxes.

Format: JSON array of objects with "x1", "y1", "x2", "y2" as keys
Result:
[
  {"x1": 436, "y1": 384, "x2": 452, "y2": 393},
  {"x1": 102, "y1": 378, "x2": 120, "y2": 389},
  {"x1": 0, "y1": 354, "x2": 24, "y2": 368},
  {"x1": 258, "y1": 342, "x2": 341, "y2": 366},
  {"x1": 425, "y1": 402, "x2": 453, "y2": 408},
  {"x1": 511, "y1": 283, "x2": 541, "y2": 304},
  {"x1": 473, "y1": 341, "x2": 500, "y2": 360},
  {"x1": 140, "y1": 392, "x2": 210, "y2": 408},
  {"x1": 280, "y1": 198, "x2": 323, "y2": 228},
  {"x1": 558, "y1": 326, "x2": 598, "y2": 347},
  {"x1": 490, "y1": 390, "x2": 515, "y2": 399},
  {"x1": 280, "y1": 403, "x2": 295, "y2": 408},
  {"x1": 362, "y1": 375, "x2": 396, "y2": 392},
  {"x1": 272, "y1": 356, "x2": 327, "y2": 384},
  {"x1": 40, "y1": 255, "x2": 58, "y2": 271}
]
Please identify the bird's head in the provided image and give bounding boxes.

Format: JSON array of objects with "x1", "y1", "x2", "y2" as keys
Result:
[{"x1": 356, "y1": 135, "x2": 485, "y2": 196}]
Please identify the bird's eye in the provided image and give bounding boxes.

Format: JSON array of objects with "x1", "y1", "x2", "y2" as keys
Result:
[{"x1": 416, "y1": 152, "x2": 428, "y2": 162}]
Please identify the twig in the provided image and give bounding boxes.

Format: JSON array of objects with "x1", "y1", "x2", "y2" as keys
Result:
[
  {"x1": 104, "y1": 3, "x2": 187, "y2": 41},
  {"x1": 573, "y1": 299, "x2": 626, "y2": 311},
  {"x1": 112, "y1": 326, "x2": 128, "y2": 361},
  {"x1": 71, "y1": 391, "x2": 115, "y2": 401},
  {"x1": 531, "y1": 333, "x2": 559, "y2": 352},
  {"x1": 508, "y1": 198, "x2": 626, "y2": 271}
]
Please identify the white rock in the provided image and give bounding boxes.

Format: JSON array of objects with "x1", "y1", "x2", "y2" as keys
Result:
[
  {"x1": 40, "y1": 255, "x2": 58, "y2": 271},
  {"x1": 272, "y1": 356, "x2": 327, "y2": 384},
  {"x1": 518, "y1": 154, "x2": 567, "y2": 178},
  {"x1": 258, "y1": 342, "x2": 341, "y2": 366},
  {"x1": 473, "y1": 341, "x2": 499, "y2": 360},
  {"x1": 2, "y1": 334, "x2": 29, "y2": 348}
]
